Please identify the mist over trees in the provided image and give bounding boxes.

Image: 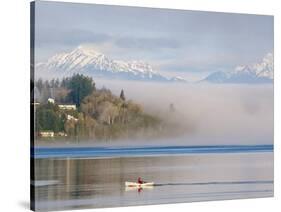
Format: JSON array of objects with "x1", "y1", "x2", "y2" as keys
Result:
[{"x1": 34, "y1": 74, "x2": 178, "y2": 142}]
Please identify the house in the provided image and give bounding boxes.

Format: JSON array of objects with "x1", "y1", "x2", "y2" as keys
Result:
[
  {"x1": 58, "y1": 104, "x2": 77, "y2": 110},
  {"x1": 39, "y1": 131, "x2": 54, "y2": 137},
  {"x1": 67, "y1": 114, "x2": 78, "y2": 122},
  {"x1": 56, "y1": 132, "x2": 67, "y2": 137},
  {"x1": 48, "y1": 98, "x2": 55, "y2": 104}
]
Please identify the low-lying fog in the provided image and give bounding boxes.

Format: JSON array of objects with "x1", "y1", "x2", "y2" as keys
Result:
[{"x1": 96, "y1": 79, "x2": 273, "y2": 146}]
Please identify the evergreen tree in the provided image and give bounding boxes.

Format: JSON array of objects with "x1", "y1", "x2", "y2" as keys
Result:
[
  {"x1": 66, "y1": 74, "x2": 96, "y2": 107},
  {"x1": 120, "y1": 89, "x2": 126, "y2": 101}
]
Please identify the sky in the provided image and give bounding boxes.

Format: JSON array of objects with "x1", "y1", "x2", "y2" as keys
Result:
[{"x1": 34, "y1": 1, "x2": 273, "y2": 79}]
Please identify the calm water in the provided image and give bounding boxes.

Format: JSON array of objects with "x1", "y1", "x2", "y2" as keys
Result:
[{"x1": 32, "y1": 146, "x2": 273, "y2": 211}]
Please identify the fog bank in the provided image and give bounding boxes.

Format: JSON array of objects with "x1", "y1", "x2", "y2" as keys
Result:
[{"x1": 96, "y1": 79, "x2": 273, "y2": 145}]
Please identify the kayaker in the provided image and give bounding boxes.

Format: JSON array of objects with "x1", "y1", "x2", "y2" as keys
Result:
[{"x1": 137, "y1": 177, "x2": 144, "y2": 184}]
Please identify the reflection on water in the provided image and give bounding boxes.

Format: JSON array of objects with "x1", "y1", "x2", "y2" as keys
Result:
[{"x1": 33, "y1": 152, "x2": 273, "y2": 211}]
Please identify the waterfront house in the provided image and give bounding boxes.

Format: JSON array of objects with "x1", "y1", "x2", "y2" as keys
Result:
[
  {"x1": 39, "y1": 131, "x2": 54, "y2": 137},
  {"x1": 56, "y1": 132, "x2": 67, "y2": 137},
  {"x1": 58, "y1": 104, "x2": 77, "y2": 110}
]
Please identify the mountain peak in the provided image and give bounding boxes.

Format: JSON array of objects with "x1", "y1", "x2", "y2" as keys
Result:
[
  {"x1": 263, "y1": 52, "x2": 273, "y2": 64},
  {"x1": 75, "y1": 45, "x2": 104, "y2": 57}
]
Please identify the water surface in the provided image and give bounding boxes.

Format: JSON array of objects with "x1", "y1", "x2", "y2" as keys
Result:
[{"x1": 33, "y1": 146, "x2": 273, "y2": 211}]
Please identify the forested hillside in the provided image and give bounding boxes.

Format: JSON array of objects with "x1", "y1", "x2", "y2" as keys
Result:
[{"x1": 34, "y1": 74, "x2": 167, "y2": 141}]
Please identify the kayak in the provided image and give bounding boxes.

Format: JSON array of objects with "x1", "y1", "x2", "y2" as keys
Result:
[
  {"x1": 125, "y1": 185, "x2": 154, "y2": 191},
  {"x1": 125, "y1": 181, "x2": 154, "y2": 187}
]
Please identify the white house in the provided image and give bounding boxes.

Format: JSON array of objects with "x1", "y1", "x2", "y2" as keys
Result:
[
  {"x1": 58, "y1": 104, "x2": 77, "y2": 110},
  {"x1": 39, "y1": 131, "x2": 54, "y2": 137},
  {"x1": 67, "y1": 114, "x2": 78, "y2": 122},
  {"x1": 48, "y1": 98, "x2": 55, "y2": 104},
  {"x1": 56, "y1": 132, "x2": 67, "y2": 137}
]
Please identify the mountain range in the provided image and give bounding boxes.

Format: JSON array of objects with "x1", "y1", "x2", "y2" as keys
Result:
[
  {"x1": 36, "y1": 46, "x2": 273, "y2": 84},
  {"x1": 202, "y1": 53, "x2": 273, "y2": 83},
  {"x1": 36, "y1": 46, "x2": 185, "y2": 82}
]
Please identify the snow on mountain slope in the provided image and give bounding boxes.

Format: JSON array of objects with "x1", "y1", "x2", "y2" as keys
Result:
[
  {"x1": 36, "y1": 46, "x2": 185, "y2": 82},
  {"x1": 203, "y1": 53, "x2": 274, "y2": 84}
]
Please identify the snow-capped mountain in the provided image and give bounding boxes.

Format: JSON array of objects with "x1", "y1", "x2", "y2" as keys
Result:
[
  {"x1": 203, "y1": 53, "x2": 273, "y2": 83},
  {"x1": 36, "y1": 46, "x2": 185, "y2": 82}
]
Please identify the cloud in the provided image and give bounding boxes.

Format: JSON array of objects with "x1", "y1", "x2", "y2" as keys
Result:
[
  {"x1": 115, "y1": 37, "x2": 180, "y2": 50},
  {"x1": 36, "y1": 28, "x2": 111, "y2": 47},
  {"x1": 37, "y1": 27, "x2": 180, "y2": 51}
]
